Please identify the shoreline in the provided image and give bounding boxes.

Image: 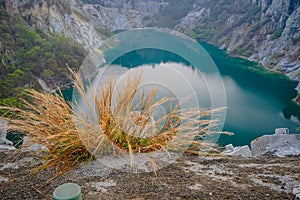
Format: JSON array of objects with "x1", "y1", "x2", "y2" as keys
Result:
[{"x1": 199, "y1": 39, "x2": 299, "y2": 82}]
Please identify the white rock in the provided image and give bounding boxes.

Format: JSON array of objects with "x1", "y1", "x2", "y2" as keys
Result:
[
  {"x1": 28, "y1": 144, "x2": 48, "y2": 152},
  {"x1": 0, "y1": 138, "x2": 13, "y2": 146},
  {"x1": 293, "y1": 185, "x2": 300, "y2": 199},
  {"x1": 0, "y1": 119, "x2": 14, "y2": 146},
  {"x1": 0, "y1": 176, "x2": 9, "y2": 182},
  {"x1": 0, "y1": 144, "x2": 16, "y2": 151},
  {"x1": 223, "y1": 145, "x2": 252, "y2": 157},
  {"x1": 251, "y1": 134, "x2": 300, "y2": 157},
  {"x1": 188, "y1": 183, "x2": 202, "y2": 190},
  {"x1": 275, "y1": 128, "x2": 289, "y2": 135},
  {"x1": 225, "y1": 144, "x2": 234, "y2": 151},
  {"x1": 22, "y1": 136, "x2": 48, "y2": 152},
  {"x1": 90, "y1": 180, "x2": 116, "y2": 193}
]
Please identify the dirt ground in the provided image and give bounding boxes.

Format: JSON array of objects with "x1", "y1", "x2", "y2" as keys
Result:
[{"x1": 0, "y1": 149, "x2": 299, "y2": 200}]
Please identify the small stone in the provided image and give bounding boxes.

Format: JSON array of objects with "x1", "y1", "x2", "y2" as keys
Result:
[
  {"x1": 22, "y1": 136, "x2": 48, "y2": 152},
  {"x1": 188, "y1": 184, "x2": 202, "y2": 190},
  {"x1": 89, "y1": 180, "x2": 116, "y2": 193},
  {"x1": 0, "y1": 119, "x2": 14, "y2": 146},
  {"x1": 223, "y1": 145, "x2": 252, "y2": 157},
  {"x1": 0, "y1": 144, "x2": 16, "y2": 151},
  {"x1": 274, "y1": 128, "x2": 289, "y2": 135},
  {"x1": 225, "y1": 144, "x2": 234, "y2": 152},
  {"x1": 293, "y1": 185, "x2": 300, "y2": 199},
  {"x1": 0, "y1": 176, "x2": 9, "y2": 182}
]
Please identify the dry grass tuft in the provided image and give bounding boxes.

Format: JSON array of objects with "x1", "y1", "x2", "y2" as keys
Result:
[
  {"x1": 0, "y1": 90, "x2": 91, "y2": 175},
  {"x1": 72, "y1": 71, "x2": 229, "y2": 158},
  {"x1": 1, "y1": 71, "x2": 229, "y2": 176}
]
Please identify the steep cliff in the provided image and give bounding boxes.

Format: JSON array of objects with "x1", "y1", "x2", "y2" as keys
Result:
[
  {"x1": 5, "y1": 0, "x2": 102, "y2": 50},
  {"x1": 78, "y1": 0, "x2": 169, "y2": 31},
  {"x1": 3, "y1": 0, "x2": 300, "y2": 80},
  {"x1": 4, "y1": 0, "x2": 169, "y2": 49},
  {"x1": 0, "y1": 0, "x2": 86, "y2": 105},
  {"x1": 176, "y1": 0, "x2": 300, "y2": 80}
]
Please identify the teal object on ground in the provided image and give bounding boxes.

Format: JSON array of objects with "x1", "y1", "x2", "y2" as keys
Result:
[{"x1": 53, "y1": 183, "x2": 82, "y2": 200}]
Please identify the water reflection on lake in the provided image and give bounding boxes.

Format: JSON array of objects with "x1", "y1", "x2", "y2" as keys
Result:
[
  {"x1": 92, "y1": 60, "x2": 300, "y2": 146},
  {"x1": 68, "y1": 45, "x2": 300, "y2": 146}
]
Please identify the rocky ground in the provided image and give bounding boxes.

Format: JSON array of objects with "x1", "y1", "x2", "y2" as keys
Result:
[{"x1": 0, "y1": 149, "x2": 300, "y2": 200}]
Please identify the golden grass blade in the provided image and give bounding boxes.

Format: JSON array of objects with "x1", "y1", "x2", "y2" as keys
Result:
[{"x1": 0, "y1": 70, "x2": 229, "y2": 177}]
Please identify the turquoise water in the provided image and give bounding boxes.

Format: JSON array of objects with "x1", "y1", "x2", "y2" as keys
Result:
[
  {"x1": 106, "y1": 42, "x2": 300, "y2": 146},
  {"x1": 200, "y1": 43, "x2": 299, "y2": 146},
  {"x1": 62, "y1": 42, "x2": 300, "y2": 146}
]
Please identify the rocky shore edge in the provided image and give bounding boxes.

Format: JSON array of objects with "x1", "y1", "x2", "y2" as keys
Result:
[{"x1": 222, "y1": 128, "x2": 300, "y2": 158}]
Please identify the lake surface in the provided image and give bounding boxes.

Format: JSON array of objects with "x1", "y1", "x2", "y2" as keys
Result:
[
  {"x1": 106, "y1": 42, "x2": 300, "y2": 146},
  {"x1": 64, "y1": 41, "x2": 300, "y2": 146}
]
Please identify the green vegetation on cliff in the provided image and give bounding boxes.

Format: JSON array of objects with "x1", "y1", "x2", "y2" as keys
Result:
[
  {"x1": 0, "y1": 2, "x2": 86, "y2": 107},
  {"x1": 189, "y1": 0, "x2": 261, "y2": 57},
  {"x1": 149, "y1": 0, "x2": 195, "y2": 28}
]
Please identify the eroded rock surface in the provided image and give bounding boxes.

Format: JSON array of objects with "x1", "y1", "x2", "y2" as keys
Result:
[{"x1": 251, "y1": 134, "x2": 300, "y2": 157}]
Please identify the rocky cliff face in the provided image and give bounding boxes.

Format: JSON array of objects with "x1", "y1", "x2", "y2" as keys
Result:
[
  {"x1": 176, "y1": 0, "x2": 300, "y2": 80},
  {"x1": 4, "y1": 0, "x2": 169, "y2": 50},
  {"x1": 5, "y1": 0, "x2": 102, "y2": 50},
  {"x1": 78, "y1": 0, "x2": 169, "y2": 31},
  {"x1": 4, "y1": 0, "x2": 300, "y2": 80}
]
